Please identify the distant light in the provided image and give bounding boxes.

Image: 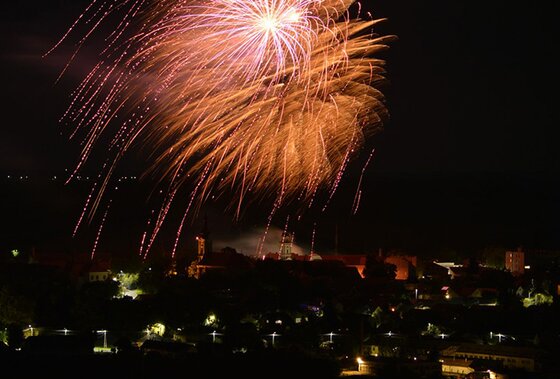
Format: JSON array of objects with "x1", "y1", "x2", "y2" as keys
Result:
[{"x1": 524, "y1": 265, "x2": 530, "y2": 269}]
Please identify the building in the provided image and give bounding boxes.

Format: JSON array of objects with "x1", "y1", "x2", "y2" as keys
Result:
[
  {"x1": 441, "y1": 343, "x2": 540, "y2": 372},
  {"x1": 88, "y1": 260, "x2": 111, "y2": 282},
  {"x1": 188, "y1": 218, "x2": 211, "y2": 278},
  {"x1": 441, "y1": 358, "x2": 475, "y2": 377},
  {"x1": 279, "y1": 232, "x2": 294, "y2": 260},
  {"x1": 357, "y1": 357, "x2": 441, "y2": 378},
  {"x1": 505, "y1": 248, "x2": 525, "y2": 276},
  {"x1": 321, "y1": 253, "x2": 417, "y2": 280},
  {"x1": 384, "y1": 255, "x2": 417, "y2": 280},
  {"x1": 29, "y1": 249, "x2": 111, "y2": 283},
  {"x1": 186, "y1": 220, "x2": 254, "y2": 278},
  {"x1": 321, "y1": 254, "x2": 367, "y2": 278},
  {"x1": 193, "y1": 248, "x2": 254, "y2": 278},
  {"x1": 441, "y1": 358, "x2": 508, "y2": 379}
]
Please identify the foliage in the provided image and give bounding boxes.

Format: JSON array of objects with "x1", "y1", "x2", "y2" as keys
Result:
[
  {"x1": 523, "y1": 292, "x2": 553, "y2": 308},
  {"x1": 363, "y1": 255, "x2": 397, "y2": 280},
  {"x1": 420, "y1": 322, "x2": 442, "y2": 337},
  {"x1": 0, "y1": 286, "x2": 35, "y2": 326}
]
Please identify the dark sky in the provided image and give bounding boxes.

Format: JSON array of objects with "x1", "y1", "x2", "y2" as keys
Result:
[{"x1": 1, "y1": 1, "x2": 558, "y2": 259}]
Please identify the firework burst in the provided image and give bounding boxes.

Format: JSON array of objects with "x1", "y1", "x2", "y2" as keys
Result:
[{"x1": 52, "y1": 0, "x2": 394, "y2": 257}]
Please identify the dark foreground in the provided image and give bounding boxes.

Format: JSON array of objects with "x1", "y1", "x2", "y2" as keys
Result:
[{"x1": 3, "y1": 350, "x2": 342, "y2": 379}]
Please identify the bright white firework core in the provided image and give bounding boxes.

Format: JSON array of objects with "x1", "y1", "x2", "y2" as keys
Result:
[
  {"x1": 259, "y1": 15, "x2": 279, "y2": 32},
  {"x1": 258, "y1": 8, "x2": 301, "y2": 34}
]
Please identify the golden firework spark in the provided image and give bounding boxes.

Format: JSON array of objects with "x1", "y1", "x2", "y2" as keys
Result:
[{"x1": 52, "y1": 0, "x2": 394, "y2": 257}]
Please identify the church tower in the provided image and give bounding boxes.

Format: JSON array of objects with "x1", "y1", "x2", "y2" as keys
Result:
[
  {"x1": 196, "y1": 215, "x2": 209, "y2": 259},
  {"x1": 280, "y1": 232, "x2": 294, "y2": 260},
  {"x1": 189, "y1": 215, "x2": 210, "y2": 278},
  {"x1": 196, "y1": 232, "x2": 206, "y2": 260}
]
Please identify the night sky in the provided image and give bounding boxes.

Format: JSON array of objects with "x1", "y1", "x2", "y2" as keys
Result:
[{"x1": 1, "y1": 1, "x2": 558, "y2": 259}]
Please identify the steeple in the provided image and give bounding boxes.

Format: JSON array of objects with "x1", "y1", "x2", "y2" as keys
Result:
[
  {"x1": 188, "y1": 215, "x2": 212, "y2": 278},
  {"x1": 196, "y1": 214, "x2": 209, "y2": 260},
  {"x1": 280, "y1": 231, "x2": 294, "y2": 260}
]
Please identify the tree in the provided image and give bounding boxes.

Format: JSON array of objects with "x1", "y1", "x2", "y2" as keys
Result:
[
  {"x1": 363, "y1": 254, "x2": 396, "y2": 280},
  {"x1": 480, "y1": 246, "x2": 506, "y2": 269},
  {"x1": 0, "y1": 287, "x2": 34, "y2": 326}
]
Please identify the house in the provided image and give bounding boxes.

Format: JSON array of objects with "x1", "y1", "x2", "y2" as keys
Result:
[
  {"x1": 191, "y1": 248, "x2": 255, "y2": 278},
  {"x1": 441, "y1": 358, "x2": 475, "y2": 377},
  {"x1": 505, "y1": 248, "x2": 525, "y2": 276},
  {"x1": 441, "y1": 343, "x2": 540, "y2": 372},
  {"x1": 321, "y1": 253, "x2": 418, "y2": 280},
  {"x1": 384, "y1": 255, "x2": 417, "y2": 280},
  {"x1": 441, "y1": 358, "x2": 508, "y2": 379},
  {"x1": 320, "y1": 254, "x2": 367, "y2": 278},
  {"x1": 88, "y1": 260, "x2": 111, "y2": 282},
  {"x1": 442, "y1": 287, "x2": 499, "y2": 306},
  {"x1": 28, "y1": 249, "x2": 111, "y2": 283},
  {"x1": 357, "y1": 357, "x2": 441, "y2": 377}
]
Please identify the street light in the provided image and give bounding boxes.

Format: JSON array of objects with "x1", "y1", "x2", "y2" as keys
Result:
[
  {"x1": 267, "y1": 332, "x2": 280, "y2": 347},
  {"x1": 322, "y1": 332, "x2": 337, "y2": 343},
  {"x1": 98, "y1": 330, "x2": 108, "y2": 348},
  {"x1": 210, "y1": 330, "x2": 223, "y2": 343},
  {"x1": 63, "y1": 328, "x2": 69, "y2": 336},
  {"x1": 490, "y1": 331, "x2": 505, "y2": 342},
  {"x1": 496, "y1": 333, "x2": 504, "y2": 343}
]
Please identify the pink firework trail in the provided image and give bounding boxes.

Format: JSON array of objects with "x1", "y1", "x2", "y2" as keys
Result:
[{"x1": 51, "y1": 0, "x2": 394, "y2": 258}]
